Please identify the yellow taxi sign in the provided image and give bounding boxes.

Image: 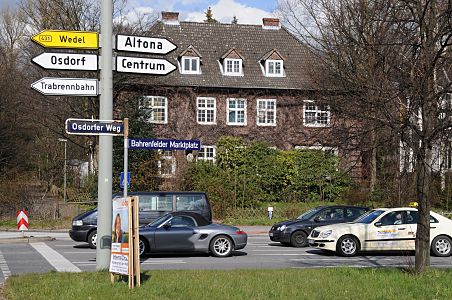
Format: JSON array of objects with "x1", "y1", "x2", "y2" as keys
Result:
[
  {"x1": 31, "y1": 30, "x2": 98, "y2": 50},
  {"x1": 409, "y1": 201, "x2": 418, "y2": 208}
]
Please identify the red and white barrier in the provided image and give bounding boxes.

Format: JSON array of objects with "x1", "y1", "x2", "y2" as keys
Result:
[{"x1": 17, "y1": 210, "x2": 29, "y2": 231}]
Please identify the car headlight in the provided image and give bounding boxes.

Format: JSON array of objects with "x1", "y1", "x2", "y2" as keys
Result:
[
  {"x1": 278, "y1": 225, "x2": 287, "y2": 231},
  {"x1": 72, "y1": 220, "x2": 83, "y2": 226},
  {"x1": 320, "y1": 230, "x2": 332, "y2": 238}
]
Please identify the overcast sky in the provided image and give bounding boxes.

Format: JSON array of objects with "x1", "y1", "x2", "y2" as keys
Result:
[{"x1": 3, "y1": 0, "x2": 279, "y2": 25}]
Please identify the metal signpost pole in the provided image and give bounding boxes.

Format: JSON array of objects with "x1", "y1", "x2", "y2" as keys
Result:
[
  {"x1": 96, "y1": 0, "x2": 113, "y2": 270},
  {"x1": 58, "y1": 138, "x2": 68, "y2": 203},
  {"x1": 124, "y1": 118, "x2": 128, "y2": 198}
]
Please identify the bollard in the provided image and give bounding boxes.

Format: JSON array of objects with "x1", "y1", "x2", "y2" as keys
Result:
[{"x1": 17, "y1": 210, "x2": 29, "y2": 237}]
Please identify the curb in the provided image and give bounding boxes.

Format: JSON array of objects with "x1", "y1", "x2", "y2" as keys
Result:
[{"x1": 0, "y1": 236, "x2": 55, "y2": 244}]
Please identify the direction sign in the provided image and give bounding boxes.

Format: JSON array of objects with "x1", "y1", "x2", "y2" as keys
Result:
[
  {"x1": 31, "y1": 77, "x2": 98, "y2": 96},
  {"x1": 32, "y1": 52, "x2": 98, "y2": 71},
  {"x1": 120, "y1": 172, "x2": 131, "y2": 189},
  {"x1": 116, "y1": 56, "x2": 177, "y2": 75},
  {"x1": 31, "y1": 30, "x2": 98, "y2": 49},
  {"x1": 129, "y1": 138, "x2": 201, "y2": 151},
  {"x1": 116, "y1": 35, "x2": 177, "y2": 54},
  {"x1": 65, "y1": 118, "x2": 124, "y2": 136}
]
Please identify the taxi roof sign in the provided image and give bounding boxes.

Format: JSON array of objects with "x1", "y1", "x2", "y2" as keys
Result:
[
  {"x1": 409, "y1": 202, "x2": 419, "y2": 208},
  {"x1": 31, "y1": 30, "x2": 99, "y2": 49}
]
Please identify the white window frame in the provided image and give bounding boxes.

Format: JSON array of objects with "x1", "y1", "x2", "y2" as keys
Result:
[
  {"x1": 158, "y1": 150, "x2": 176, "y2": 177},
  {"x1": 303, "y1": 101, "x2": 330, "y2": 127},
  {"x1": 181, "y1": 56, "x2": 200, "y2": 74},
  {"x1": 256, "y1": 99, "x2": 276, "y2": 126},
  {"x1": 265, "y1": 60, "x2": 284, "y2": 77},
  {"x1": 295, "y1": 145, "x2": 339, "y2": 156},
  {"x1": 227, "y1": 98, "x2": 247, "y2": 126},
  {"x1": 197, "y1": 97, "x2": 216, "y2": 125},
  {"x1": 197, "y1": 145, "x2": 216, "y2": 163},
  {"x1": 140, "y1": 96, "x2": 168, "y2": 124},
  {"x1": 224, "y1": 58, "x2": 243, "y2": 76}
]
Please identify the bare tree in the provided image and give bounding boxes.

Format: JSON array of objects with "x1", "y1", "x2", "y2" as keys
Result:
[{"x1": 278, "y1": 0, "x2": 452, "y2": 272}]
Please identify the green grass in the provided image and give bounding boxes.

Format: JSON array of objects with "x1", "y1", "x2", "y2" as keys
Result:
[
  {"x1": 3, "y1": 268, "x2": 452, "y2": 300},
  {"x1": 0, "y1": 217, "x2": 72, "y2": 230}
]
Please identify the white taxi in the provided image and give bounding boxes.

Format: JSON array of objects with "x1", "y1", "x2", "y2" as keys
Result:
[{"x1": 307, "y1": 207, "x2": 452, "y2": 257}]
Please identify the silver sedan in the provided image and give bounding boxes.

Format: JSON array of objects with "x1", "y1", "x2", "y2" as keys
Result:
[{"x1": 138, "y1": 211, "x2": 248, "y2": 257}]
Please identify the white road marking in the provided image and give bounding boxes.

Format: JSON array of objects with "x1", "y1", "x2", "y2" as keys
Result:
[
  {"x1": 251, "y1": 249, "x2": 315, "y2": 252},
  {"x1": 0, "y1": 250, "x2": 11, "y2": 283},
  {"x1": 255, "y1": 253, "x2": 315, "y2": 256},
  {"x1": 30, "y1": 243, "x2": 81, "y2": 272},
  {"x1": 73, "y1": 260, "x2": 186, "y2": 265}
]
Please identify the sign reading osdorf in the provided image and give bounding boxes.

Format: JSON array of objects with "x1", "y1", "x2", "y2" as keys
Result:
[
  {"x1": 66, "y1": 119, "x2": 124, "y2": 136},
  {"x1": 31, "y1": 30, "x2": 98, "y2": 49}
]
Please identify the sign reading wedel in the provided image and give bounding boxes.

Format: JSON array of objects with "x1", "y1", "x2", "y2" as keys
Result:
[
  {"x1": 129, "y1": 138, "x2": 201, "y2": 150},
  {"x1": 66, "y1": 118, "x2": 124, "y2": 136},
  {"x1": 31, "y1": 30, "x2": 98, "y2": 49}
]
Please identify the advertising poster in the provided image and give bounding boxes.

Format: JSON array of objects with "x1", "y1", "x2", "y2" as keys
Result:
[{"x1": 109, "y1": 197, "x2": 129, "y2": 275}]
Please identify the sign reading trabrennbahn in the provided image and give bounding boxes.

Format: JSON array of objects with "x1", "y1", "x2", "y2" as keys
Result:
[{"x1": 129, "y1": 138, "x2": 201, "y2": 151}]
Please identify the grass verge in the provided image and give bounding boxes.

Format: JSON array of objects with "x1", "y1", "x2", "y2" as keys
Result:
[{"x1": 3, "y1": 268, "x2": 452, "y2": 300}]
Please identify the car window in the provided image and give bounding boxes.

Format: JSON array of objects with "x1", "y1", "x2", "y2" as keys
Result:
[
  {"x1": 139, "y1": 195, "x2": 173, "y2": 211},
  {"x1": 379, "y1": 211, "x2": 405, "y2": 226},
  {"x1": 171, "y1": 216, "x2": 197, "y2": 227},
  {"x1": 297, "y1": 207, "x2": 322, "y2": 220},
  {"x1": 315, "y1": 208, "x2": 344, "y2": 221},
  {"x1": 176, "y1": 195, "x2": 207, "y2": 211},
  {"x1": 406, "y1": 211, "x2": 438, "y2": 224},
  {"x1": 355, "y1": 210, "x2": 385, "y2": 224},
  {"x1": 346, "y1": 208, "x2": 366, "y2": 220}
]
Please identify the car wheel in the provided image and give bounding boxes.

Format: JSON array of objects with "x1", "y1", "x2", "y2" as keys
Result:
[
  {"x1": 88, "y1": 230, "x2": 97, "y2": 249},
  {"x1": 431, "y1": 235, "x2": 452, "y2": 257},
  {"x1": 139, "y1": 236, "x2": 149, "y2": 257},
  {"x1": 210, "y1": 235, "x2": 234, "y2": 257},
  {"x1": 336, "y1": 235, "x2": 359, "y2": 257},
  {"x1": 290, "y1": 231, "x2": 308, "y2": 247}
]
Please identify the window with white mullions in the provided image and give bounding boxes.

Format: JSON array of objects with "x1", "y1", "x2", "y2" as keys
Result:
[
  {"x1": 182, "y1": 56, "x2": 200, "y2": 74},
  {"x1": 140, "y1": 96, "x2": 167, "y2": 124},
  {"x1": 224, "y1": 58, "x2": 242, "y2": 75},
  {"x1": 266, "y1": 60, "x2": 283, "y2": 77},
  {"x1": 257, "y1": 99, "x2": 276, "y2": 126},
  {"x1": 197, "y1": 146, "x2": 216, "y2": 163},
  {"x1": 197, "y1": 97, "x2": 216, "y2": 124},
  {"x1": 303, "y1": 101, "x2": 330, "y2": 127},
  {"x1": 227, "y1": 98, "x2": 246, "y2": 125}
]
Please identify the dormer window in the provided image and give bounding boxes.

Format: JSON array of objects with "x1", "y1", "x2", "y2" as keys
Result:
[
  {"x1": 266, "y1": 60, "x2": 283, "y2": 77},
  {"x1": 179, "y1": 45, "x2": 202, "y2": 75},
  {"x1": 260, "y1": 49, "x2": 285, "y2": 77},
  {"x1": 225, "y1": 59, "x2": 242, "y2": 75},
  {"x1": 182, "y1": 56, "x2": 200, "y2": 74},
  {"x1": 221, "y1": 48, "x2": 244, "y2": 76}
]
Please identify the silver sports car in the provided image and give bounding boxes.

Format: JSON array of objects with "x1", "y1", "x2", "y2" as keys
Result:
[{"x1": 138, "y1": 211, "x2": 248, "y2": 257}]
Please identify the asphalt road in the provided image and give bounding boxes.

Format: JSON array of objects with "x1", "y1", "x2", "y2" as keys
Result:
[{"x1": 0, "y1": 231, "x2": 451, "y2": 284}]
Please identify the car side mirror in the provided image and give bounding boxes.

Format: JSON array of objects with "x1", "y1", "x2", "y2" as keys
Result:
[{"x1": 374, "y1": 222, "x2": 382, "y2": 227}]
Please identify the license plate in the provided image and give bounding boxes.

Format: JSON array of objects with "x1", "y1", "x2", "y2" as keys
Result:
[
  {"x1": 308, "y1": 239, "x2": 314, "y2": 244},
  {"x1": 269, "y1": 232, "x2": 273, "y2": 237}
]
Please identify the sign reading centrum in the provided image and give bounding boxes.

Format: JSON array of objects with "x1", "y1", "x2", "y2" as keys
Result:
[
  {"x1": 129, "y1": 138, "x2": 201, "y2": 151},
  {"x1": 66, "y1": 118, "x2": 124, "y2": 136}
]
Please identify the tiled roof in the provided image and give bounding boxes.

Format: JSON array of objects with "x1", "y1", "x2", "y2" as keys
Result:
[{"x1": 119, "y1": 21, "x2": 321, "y2": 91}]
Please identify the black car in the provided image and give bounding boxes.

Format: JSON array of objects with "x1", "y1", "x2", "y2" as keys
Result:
[{"x1": 269, "y1": 205, "x2": 369, "y2": 247}]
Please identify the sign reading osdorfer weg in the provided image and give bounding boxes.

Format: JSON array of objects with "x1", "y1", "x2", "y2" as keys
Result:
[
  {"x1": 31, "y1": 77, "x2": 98, "y2": 96},
  {"x1": 116, "y1": 35, "x2": 177, "y2": 54},
  {"x1": 66, "y1": 118, "x2": 124, "y2": 136},
  {"x1": 129, "y1": 138, "x2": 201, "y2": 151}
]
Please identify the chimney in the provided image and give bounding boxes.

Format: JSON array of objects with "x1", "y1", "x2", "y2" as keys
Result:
[
  {"x1": 162, "y1": 11, "x2": 180, "y2": 25},
  {"x1": 262, "y1": 18, "x2": 280, "y2": 30}
]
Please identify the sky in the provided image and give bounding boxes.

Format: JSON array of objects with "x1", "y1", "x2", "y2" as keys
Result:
[{"x1": 3, "y1": 0, "x2": 280, "y2": 25}]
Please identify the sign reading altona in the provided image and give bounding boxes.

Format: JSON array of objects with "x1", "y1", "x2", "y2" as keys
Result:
[
  {"x1": 66, "y1": 119, "x2": 124, "y2": 136},
  {"x1": 31, "y1": 78, "x2": 98, "y2": 96},
  {"x1": 116, "y1": 35, "x2": 177, "y2": 54},
  {"x1": 129, "y1": 138, "x2": 201, "y2": 151},
  {"x1": 32, "y1": 52, "x2": 98, "y2": 71},
  {"x1": 116, "y1": 56, "x2": 176, "y2": 75},
  {"x1": 31, "y1": 30, "x2": 98, "y2": 49}
]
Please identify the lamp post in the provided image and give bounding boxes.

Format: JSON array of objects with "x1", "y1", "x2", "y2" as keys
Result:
[{"x1": 58, "y1": 138, "x2": 67, "y2": 203}]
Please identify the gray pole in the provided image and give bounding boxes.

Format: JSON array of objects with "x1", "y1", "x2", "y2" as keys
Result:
[
  {"x1": 96, "y1": 0, "x2": 113, "y2": 270},
  {"x1": 123, "y1": 118, "x2": 129, "y2": 198},
  {"x1": 63, "y1": 141, "x2": 67, "y2": 203}
]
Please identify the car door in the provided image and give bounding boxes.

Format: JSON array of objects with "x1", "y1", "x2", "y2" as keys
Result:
[
  {"x1": 311, "y1": 207, "x2": 346, "y2": 227},
  {"x1": 405, "y1": 211, "x2": 441, "y2": 250},
  {"x1": 366, "y1": 210, "x2": 412, "y2": 250},
  {"x1": 154, "y1": 216, "x2": 197, "y2": 251}
]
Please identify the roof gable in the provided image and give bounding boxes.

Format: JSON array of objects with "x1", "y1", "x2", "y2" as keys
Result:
[{"x1": 179, "y1": 45, "x2": 202, "y2": 58}]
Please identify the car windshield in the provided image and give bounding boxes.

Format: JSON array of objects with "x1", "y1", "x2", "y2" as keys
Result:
[
  {"x1": 297, "y1": 207, "x2": 323, "y2": 221},
  {"x1": 147, "y1": 214, "x2": 172, "y2": 227},
  {"x1": 354, "y1": 209, "x2": 385, "y2": 224}
]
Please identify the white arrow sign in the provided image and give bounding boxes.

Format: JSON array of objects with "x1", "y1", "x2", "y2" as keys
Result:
[
  {"x1": 32, "y1": 52, "x2": 98, "y2": 71},
  {"x1": 31, "y1": 77, "x2": 98, "y2": 96},
  {"x1": 116, "y1": 56, "x2": 177, "y2": 75},
  {"x1": 116, "y1": 35, "x2": 177, "y2": 54}
]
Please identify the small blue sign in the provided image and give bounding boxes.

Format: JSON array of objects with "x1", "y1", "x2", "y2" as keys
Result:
[
  {"x1": 66, "y1": 118, "x2": 124, "y2": 136},
  {"x1": 120, "y1": 172, "x2": 131, "y2": 188},
  {"x1": 129, "y1": 138, "x2": 201, "y2": 150}
]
